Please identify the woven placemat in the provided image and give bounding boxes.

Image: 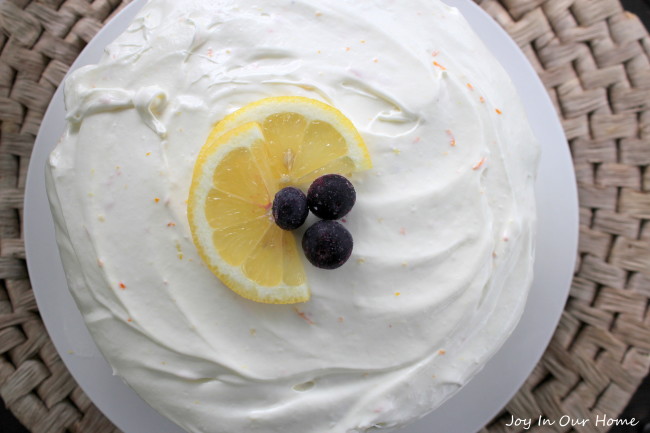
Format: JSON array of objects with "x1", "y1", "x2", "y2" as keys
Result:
[{"x1": 0, "y1": 0, "x2": 649, "y2": 432}]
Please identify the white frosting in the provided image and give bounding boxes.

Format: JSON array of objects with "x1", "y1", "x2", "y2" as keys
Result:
[{"x1": 46, "y1": 0, "x2": 539, "y2": 432}]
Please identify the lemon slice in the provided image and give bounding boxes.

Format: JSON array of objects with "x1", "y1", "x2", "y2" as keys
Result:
[{"x1": 188, "y1": 97, "x2": 372, "y2": 304}]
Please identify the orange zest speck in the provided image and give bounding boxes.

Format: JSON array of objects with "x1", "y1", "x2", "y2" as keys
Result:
[
  {"x1": 479, "y1": 96, "x2": 486, "y2": 103},
  {"x1": 446, "y1": 129, "x2": 456, "y2": 147},
  {"x1": 472, "y1": 157, "x2": 487, "y2": 170},
  {"x1": 293, "y1": 307, "x2": 315, "y2": 325},
  {"x1": 154, "y1": 198, "x2": 160, "y2": 203},
  {"x1": 433, "y1": 61, "x2": 446, "y2": 70},
  {"x1": 495, "y1": 108, "x2": 503, "y2": 115},
  {"x1": 395, "y1": 292, "x2": 401, "y2": 296},
  {"x1": 167, "y1": 222, "x2": 176, "y2": 227},
  {"x1": 466, "y1": 83, "x2": 474, "y2": 90},
  {"x1": 439, "y1": 349, "x2": 446, "y2": 355},
  {"x1": 119, "y1": 282, "x2": 126, "y2": 290}
]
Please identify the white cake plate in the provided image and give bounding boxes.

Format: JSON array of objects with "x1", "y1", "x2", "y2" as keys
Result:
[{"x1": 23, "y1": 0, "x2": 579, "y2": 432}]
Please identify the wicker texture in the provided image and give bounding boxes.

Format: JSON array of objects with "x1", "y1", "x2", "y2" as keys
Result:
[
  {"x1": 1, "y1": 1, "x2": 132, "y2": 431},
  {"x1": 0, "y1": 0, "x2": 649, "y2": 432},
  {"x1": 477, "y1": 0, "x2": 650, "y2": 431}
]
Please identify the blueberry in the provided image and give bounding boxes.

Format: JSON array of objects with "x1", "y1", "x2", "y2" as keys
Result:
[
  {"x1": 272, "y1": 187, "x2": 309, "y2": 231},
  {"x1": 307, "y1": 174, "x2": 356, "y2": 220},
  {"x1": 302, "y1": 220, "x2": 353, "y2": 269}
]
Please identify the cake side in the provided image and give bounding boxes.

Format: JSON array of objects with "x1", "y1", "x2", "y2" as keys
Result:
[{"x1": 46, "y1": 0, "x2": 539, "y2": 432}]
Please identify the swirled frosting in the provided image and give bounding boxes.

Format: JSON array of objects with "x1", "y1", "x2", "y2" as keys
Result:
[{"x1": 46, "y1": 0, "x2": 539, "y2": 431}]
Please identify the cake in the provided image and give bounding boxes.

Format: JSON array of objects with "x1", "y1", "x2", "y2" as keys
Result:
[{"x1": 45, "y1": 0, "x2": 539, "y2": 432}]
